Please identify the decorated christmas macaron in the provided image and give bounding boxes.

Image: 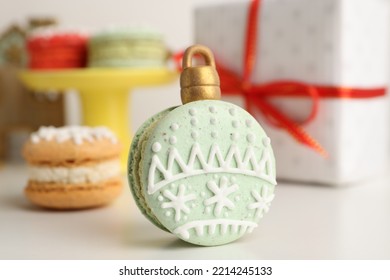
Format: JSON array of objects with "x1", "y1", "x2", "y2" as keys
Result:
[{"x1": 128, "y1": 45, "x2": 276, "y2": 246}]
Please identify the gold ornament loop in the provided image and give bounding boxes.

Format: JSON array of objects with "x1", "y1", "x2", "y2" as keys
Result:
[
  {"x1": 180, "y1": 44, "x2": 221, "y2": 105},
  {"x1": 182, "y1": 44, "x2": 216, "y2": 69}
]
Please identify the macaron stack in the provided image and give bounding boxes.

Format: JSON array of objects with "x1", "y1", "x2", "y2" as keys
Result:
[
  {"x1": 87, "y1": 28, "x2": 168, "y2": 68},
  {"x1": 23, "y1": 126, "x2": 122, "y2": 209},
  {"x1": 27, "y1": 28, "x2": 88, "y2": 69}
]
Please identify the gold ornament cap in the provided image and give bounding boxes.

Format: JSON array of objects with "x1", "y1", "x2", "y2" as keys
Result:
[{"x1": 180, "y1": 44, "x2": 221, "y2": 104}]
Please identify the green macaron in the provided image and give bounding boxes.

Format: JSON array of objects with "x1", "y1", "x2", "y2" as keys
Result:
[
  {"x1": 128, "y1": 100, "x2": 276, "y2": 246},
  {"x1": 88, "y1": 28, "x2": 168, "y2": 68}
]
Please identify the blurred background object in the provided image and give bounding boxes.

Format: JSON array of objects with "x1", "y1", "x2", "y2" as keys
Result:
[
  {"x1": 0, "y1": 25, "x2": 26, "y2": 67},
  {"x1": 0, "y1": 0, "x2": 220, "y2": 134},
  {"x1": 0, "y1": 16, "x2": 65, "y2": 163}
]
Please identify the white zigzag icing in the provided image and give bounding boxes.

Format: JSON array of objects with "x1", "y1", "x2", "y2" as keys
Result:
[
  {"x1": 148, "y1": 142, "x2": 275, "y2": 194},
  {"x1": 173, "y1": 219, "x2": 258, "y2": 240}
]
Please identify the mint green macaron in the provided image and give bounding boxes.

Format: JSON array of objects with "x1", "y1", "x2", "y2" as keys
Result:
[
  {"x1": 88, "y1": 28, "x2": 167, "y2": 68},
  {"x1": 128, "y1": 100, "x2": 276, "y2": 246}
]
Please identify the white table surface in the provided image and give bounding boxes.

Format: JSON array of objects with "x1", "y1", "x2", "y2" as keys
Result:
[{"x1": 1, "y1": 163, "x2": 389, "y2": 260}]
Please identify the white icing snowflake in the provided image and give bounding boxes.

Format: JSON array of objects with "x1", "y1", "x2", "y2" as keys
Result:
[
  {"x1": 161, "y1": 184, "x2": 196, "y2": 222},
  {"x1": 204, "y1": 176, "x2": 238, "y2": 216},
  {"x1": 248, "y1": 186, "x2": 275, "y2": 218}
]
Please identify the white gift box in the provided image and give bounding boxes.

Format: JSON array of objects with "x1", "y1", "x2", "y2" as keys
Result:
[{"x1": 194, "y1": 0, "x2": 390, "y2": 184}]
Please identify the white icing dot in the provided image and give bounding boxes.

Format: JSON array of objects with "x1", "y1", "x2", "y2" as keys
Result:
[
  {"x1": 229, "y1": 107, "x2": 236, "y2": 116},
  {"x1": 232, "y1": 120, "x2": 239, "y2": 128},
  {"x1": 247, "y1": 133, "x2": 255, "y2": 143},
  {"x1": 191, "y1": 118, "x2": 198, "y2": 126},
  {"x1": 224, "y1": 212, "x2": 229, "y2": 217},
  {"x1": 210, "y1": 117, "x2": 216, "y2": 125},
  {"x1": 31, "y1": 135, "x2": 40, "y2": 143},
  {"x1": 213, "y1": 174, "x2": 218, "y2": 179},
  {"x1": 189, "y1": 108, "x2": 197, "y2": 116},
  {"x1": 209, "y1": 106, "x2": 216, "y2": 113},
  {"x1": 152, "y1": 142, "x2": 162, "y2": 152},
  {"x1": 184, "y1": 215, "x2": 188, "y2": 221},
  {"x1": 263, "y1": 137, "x2": 271, "y2": 147},
  {"x1": 211, "y1": 131, "x2": 218, "y2": 138},
  {"x1": 191, "y1": 131, "x2": 198, "y2": 139},
  {"x1": 170, "y1": 183, "x2": 176, "y2": 189},
  {"x1": 247, "y1": 213, "x2": 252, "y2": 218},
  {"x1": 170, "y1": 123, "x2": 179, "y2": 131},
  {"x1": 245, "y1": 119, "x2": 253, "y2": 127},
  {"x1": 201, "y1": 192, "x2": 206, "y2": 197},
  {"x1": 158, "y1": 195, "x2": 164, "y2": 201},
  {"x1": 74, "y1": 135, "x2": 83, "y2": 145},
  {"x1": 235, "y1": 196, "x2": 240, "y2": 202},
  {"x1": 231, "y1": 132, "x2": 239, "y2": 141},
  {"x1": 169, "y1": 136, "x2": 177, "y2": 145},
  {"x1": 191, "y1": 203, "x2": 196, "y2": 208},
  {"x1": 205, "y1": 207, "x2": 211, "y2": 214},
  {"x1": 165, "y1": 211, "x2": 171, "y2": 217},
  {"x1": 231, "y1": 176, "x2": 237, "y2": 183}
]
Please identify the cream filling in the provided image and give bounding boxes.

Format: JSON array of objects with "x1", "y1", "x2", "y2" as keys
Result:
[{"x1": 28, "y1": 159, "x2": 121, "y2": 184}]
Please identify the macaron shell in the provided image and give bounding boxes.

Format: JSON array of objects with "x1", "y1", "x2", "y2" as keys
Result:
[
  {"x1": 23, "y1": 138, "x2": 121, "y2": 166},
  {"x1": 88, "y1": 30, "x2": 167, "y2": 68},
  {"x1": 140, "y1": 100, "x2": 276, "y2": 246},
  {"x1": 128, "y1": 107, "x2": 175, "y2": 231},
  {"x1": 25, "y1": 177, "x2": 122, "y2": 210},
  {"x1": 27, "y1": 33, "x2": 87, "y2": 69}
]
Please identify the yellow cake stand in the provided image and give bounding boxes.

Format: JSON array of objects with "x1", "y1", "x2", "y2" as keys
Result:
[{"x1": 19, "y1": 68, "x2": 178, "y2": 169}]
